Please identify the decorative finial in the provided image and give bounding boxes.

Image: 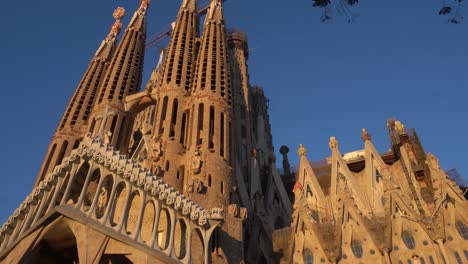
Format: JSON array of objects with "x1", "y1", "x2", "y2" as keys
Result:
[
  {"x1": 329, "y1": 137, "x2": 338, "y2": 150},
  {"x1": 113, "y1": 7, "x2": 126, "y2": 20},
  {"x1": 293, "y1": 181, "x2": 303, "y2": 192},
  {"x1": 361, "y1": 128, "x2": 371, "y2": 142},
  {"x1": 140, "y1": 0, "x2": 151, "y2": 9},
  {"x1": 395, "y1": 121, "x2": 406, "y2": 134},
  {"x1": 111, "y1": 7, "x2": 125, "y2": 34},
  {"x1": 298, "y1": 144, "x2": 307, "y2": 157}
]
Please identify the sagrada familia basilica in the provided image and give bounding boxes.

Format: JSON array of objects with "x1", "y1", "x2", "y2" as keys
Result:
[{"x1": 0, "y1": 0, "x2": 467, "y2": 263}]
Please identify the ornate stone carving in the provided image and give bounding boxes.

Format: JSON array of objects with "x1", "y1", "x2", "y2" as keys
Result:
[
  {"x1": 329, "y1": 137, "x2": 338, "y2": 150},
  {"x1": 210, "y1": 208, "x2": 224, "y2": 219},
  {"x1": 191, "y1": 150, "x2": 202, "y2": 174},
  {"x1": 151, "y1": 136, "x2": 162, "y2": 162},
  {"x1": 298, "y1": 144, "x2": 307, "y2": 157},
  {"x1": 361, "y1": 128, "x2": 371, "y2": 142},
  {"x1": 395, "y1": 121, "x2": 406, "y2": 134},
  {"x1": 194, "y1": 179, "x2": 204, "y2": 193},
  {"x1": 228, "y1": 204, "x2": 240, "y2": 217},
  {"x1": 97, "y1": 188, "x2": 108, "y2": 211},
  {"x1": 104, "y1": 131, "x2": 112, "y2": 145}
]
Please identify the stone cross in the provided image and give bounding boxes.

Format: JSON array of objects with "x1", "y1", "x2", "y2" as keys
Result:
[{"x1": 95, "y1": 106, "x2": 116, "y2": 140}]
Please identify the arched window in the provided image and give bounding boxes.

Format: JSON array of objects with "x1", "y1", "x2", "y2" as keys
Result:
[
  {"x1": 351, "y1": 240, "x2": 363, "y2": 258},
  {"x1": 303, "y1": 249, "x2": 313, "y2": 264},
  {"x1": 464, "y1": 250, "x2": 468, "y2": 260},
  {"x1": 306, "y1": 185, "x2": 313, "y2": 199},
  {"x1": 165, "y1": 161, "x2": 170, "y2": 172},
  {"x1": 419, "y1": 257, "x2": 426, "y2": 264},
  {"x1": 55, "y1": 141, "x2": 69, "y2": 166},
  {"x1": 208, "y1": 175, "x2": 212, "y2": 187},
  {"x1": 407, "y1": 260, "x2": 412, "y2": 264},
  {"x1": 402, "y1": 231, "x2": 415, "y2": 249},
  {"x1": 455, "y1": 221, "x2": 468, "y2": 240},
  {"x1": 428, "y1": 256, "x2": 435, "y2": 264}
]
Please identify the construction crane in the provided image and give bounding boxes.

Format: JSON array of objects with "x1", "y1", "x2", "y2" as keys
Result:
[{"x1": 145, "y1": 0, "x2": 228, "y2": 49}]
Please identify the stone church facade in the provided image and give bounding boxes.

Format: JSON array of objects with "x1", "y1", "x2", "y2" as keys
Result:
[{"x1": 0, "y1": 0, "x2": 467, "y2": 263}]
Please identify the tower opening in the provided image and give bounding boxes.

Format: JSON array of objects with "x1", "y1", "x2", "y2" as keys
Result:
[
  {"x1": 220, "y1": 113, "x2": 225, "y2": 157},
  {"x1": 180, "y1": 111, "x2": 188, "y2": 145},
  {"x1": 170, "y1": 99, "x2": 179, "y2": 139},
  {"x1": 159, "y1": 96, "x2": 169, "y2": 135},
  {"x1": 209, "y1": 106, "x2": 215, "y2": 150},
  {"x1": 197, "y1": 103, "x2": 204, "y2": 146}
]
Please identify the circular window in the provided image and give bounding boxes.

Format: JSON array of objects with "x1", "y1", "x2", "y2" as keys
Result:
[
  {"x1": 402, "y1": 231, "x2": 415, "y2": 249},
  {"x1": 456, "y1": 221, "x2": 468, "y2": 240},
  {"x1": 303, "y1": 249, "x2": 313, "y2": 264},
  {"x1": 351, "y1": 240, "x2": 363, "y2": 258}
]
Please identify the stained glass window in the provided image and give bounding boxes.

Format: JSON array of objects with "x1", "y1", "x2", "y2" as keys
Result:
[
  {"x1": 351, "y1": 240, "x2": 363, "y2": 258},
  {"x1": 303, "y1": 249, "x2": 313, "y2": 264},
  {"x1": 402, "y1": 231, "x2": 415, "y2": 249}
]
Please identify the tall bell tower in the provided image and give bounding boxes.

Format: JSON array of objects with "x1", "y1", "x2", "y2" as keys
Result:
[
  {"x1": 34, "y1": 7, "x2": 125, "y2": 188},
  {"x1": 87, "y1": 0, "x2": 150, "y2": 152}
]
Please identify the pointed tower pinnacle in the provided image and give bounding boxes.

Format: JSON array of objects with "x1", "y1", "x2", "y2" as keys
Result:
[
  {"x1": 94, "y1": 0, "x2": 149, "y2": 107},
  {"x1": 159, "y1": 0, "x2": 199, "y2": 91},
  {"x1": 34, "y1": 8, "x2": 125, "y2": 188},
  {"x1": 192, "y1": 0, "x2": 231, "y2": 103},
  {"x1": 88, "y1": 0, "x2": 150, "y2": 149},
  {"x1": 206, "y1": 0, "x2": 225, "y2": 23}
]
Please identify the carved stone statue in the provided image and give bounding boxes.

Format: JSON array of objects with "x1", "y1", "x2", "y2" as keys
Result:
[
  {"x1": 151, "y1": 136, "x2": 162, "y2": 162},
  {"x1": 104, "y1": 131, "x2": 112, "y2": 145},
  {"x1": 228, "y1": 204, "x2": 240, "y2": 217},
  {"x1": 395, "y1": 121, "x2": 406, "y2": 134},
  {"x1": 329, "y1": 137, "x2": 338, "y2": 150},
  {"x1": 191, "y1": 150, "x2": 202, "y2": 174},
  {"x1": 194, "y1": 179, "x2": 204, "y2": 193},
  {"x1": 297, "y1": 144, "x2": 307, "y2": 157},
  {"x1": 97, "y1": 188, "x2": 108, "y2": 211}
]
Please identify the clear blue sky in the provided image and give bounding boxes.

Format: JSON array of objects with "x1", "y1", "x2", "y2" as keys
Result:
[{"x1": 0, "y1": 0, "x2": 466, "y2": 223}]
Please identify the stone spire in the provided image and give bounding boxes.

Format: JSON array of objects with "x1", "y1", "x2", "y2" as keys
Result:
[
  {"x1": 186, "y1": 0, "x2": 234, "y2": 211},
  {"x1": 88, "y1": 0, "x2": 150, "y2": 149},
  {"x1": 95, "y1": 0, "x2": 149, "y2": 106},
  {"x1": 160, "y1": 0, "x2": 199, "y2": 91},
  {"x1": 58, "y1": 7, "x2": 125, "y2": 131},
  {"x1": 34, "y1": 8, "x2": 125, "y2": 188},
  {"x1": 192, "y1": 0, "x2": 231, "y2": 104}
]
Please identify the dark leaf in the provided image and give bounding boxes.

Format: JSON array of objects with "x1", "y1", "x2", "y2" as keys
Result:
[{"x1": 438, "y1": 6, "x2": 452, "y2": 15}]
